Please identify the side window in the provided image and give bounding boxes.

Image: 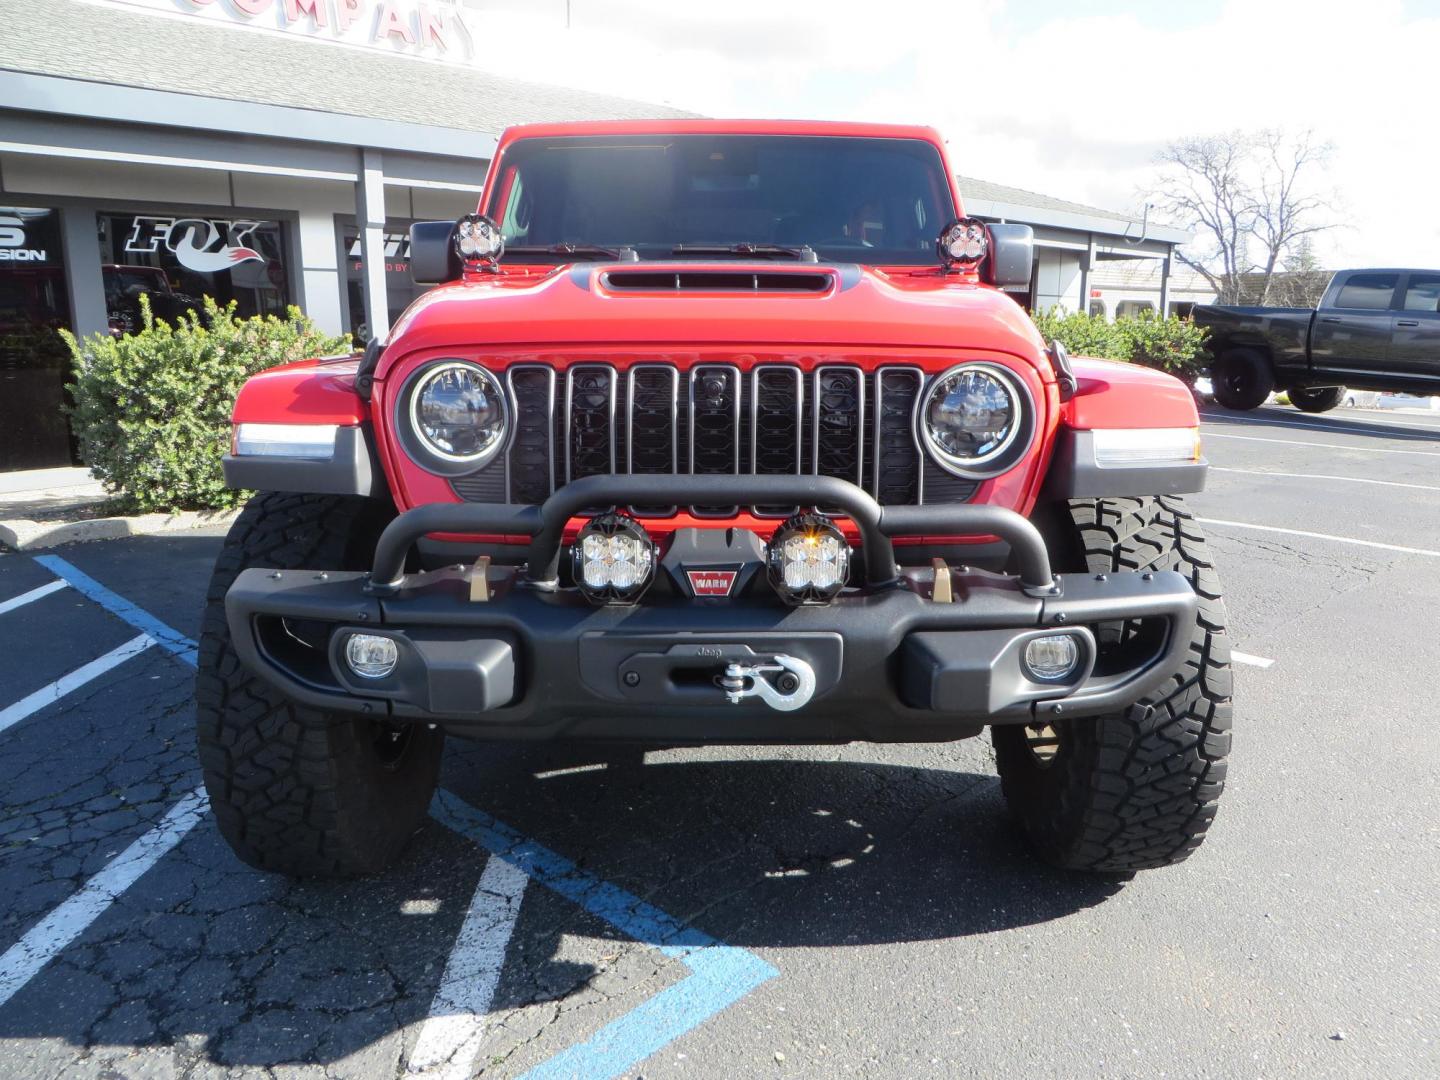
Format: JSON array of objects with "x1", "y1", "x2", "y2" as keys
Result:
[
  {"x1": 499, "y1": 170, "x2": 531, "y2": 243},
  {"x1": 1402, "y1": 276, "x2": 1440, "y2": 313},
  {"x1": 1332, "y1": 273, "x2": 1398, "y2": 310}
]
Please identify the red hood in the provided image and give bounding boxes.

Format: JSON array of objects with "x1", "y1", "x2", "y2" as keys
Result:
[{"x1": 380, "y1": 262, "x2": 1049, "y2": 373}]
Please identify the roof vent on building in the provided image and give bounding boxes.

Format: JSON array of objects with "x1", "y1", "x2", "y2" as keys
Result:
[{"x1": 601, "y1": 270, "x2": 833, "y2": 294}]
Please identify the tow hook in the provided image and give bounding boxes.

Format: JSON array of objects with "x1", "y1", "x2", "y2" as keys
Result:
[{"x1": 718, "y1": 654, "x2": 816, "y2": 711}]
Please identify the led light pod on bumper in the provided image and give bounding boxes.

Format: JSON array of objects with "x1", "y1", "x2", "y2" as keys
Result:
[
  {"x1": 766, "y1": 512, "x2": 851, "y2": 605},
  {"x1": 572, "y1": 512, "x2": 656, "y2": 604}
]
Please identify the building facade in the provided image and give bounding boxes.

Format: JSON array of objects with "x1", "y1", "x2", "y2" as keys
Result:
[
  {"x1": 1, "y1": 0, "x2": 1197, "y2": 472},
  {"x1": 959, "y1": 176, "x2": 1198, "y2": 319},
  {"x1": 0, "y1": 0, "x2": 693, "y2": 470}
]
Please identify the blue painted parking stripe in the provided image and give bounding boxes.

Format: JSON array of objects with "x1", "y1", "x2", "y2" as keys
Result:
[
  {"x1": 11, "y1": 558, "x2": 775, "y2": 1073},
  {"x1": 431, "y1": 789, "x2": 778, "y2": 1080},
  {"x1": 522, "y1": 945, "x2": 775, "y2": 1080},
  {"x1": 32, "y1": 555, "x2": 199, "y2": 668}
]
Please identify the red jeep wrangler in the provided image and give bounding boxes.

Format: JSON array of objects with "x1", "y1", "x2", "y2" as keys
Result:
[{"x1": 198, "y1": 120, "x2": 1231, "y2": 879}]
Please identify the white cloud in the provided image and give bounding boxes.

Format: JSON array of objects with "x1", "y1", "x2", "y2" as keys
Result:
[{"x1": 470, "y1": 0, "x2": 1436, "y2": 268}]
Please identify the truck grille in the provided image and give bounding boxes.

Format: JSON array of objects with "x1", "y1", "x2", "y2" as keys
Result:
[{"x1": 456, "y1": 363, "x2": 978, "y2": 513}]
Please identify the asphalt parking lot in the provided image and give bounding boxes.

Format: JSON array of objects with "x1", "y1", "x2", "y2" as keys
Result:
[{"x1": 2, "y1": 403, "x2": 1439, "y2": 1080}]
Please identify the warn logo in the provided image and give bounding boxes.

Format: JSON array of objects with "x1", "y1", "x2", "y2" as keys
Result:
[{"x1": 685, "y1": 569, "x2": 739, "y2": 597}]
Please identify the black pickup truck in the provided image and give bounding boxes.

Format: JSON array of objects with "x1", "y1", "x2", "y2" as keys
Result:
[{"x1": 1194, "y1": 268, "x2": 1440, "y2": 412}]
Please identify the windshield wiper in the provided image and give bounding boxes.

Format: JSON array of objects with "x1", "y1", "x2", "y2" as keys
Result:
[
  {"x1": 671, "y1": 243, "x2": 818, "y2": 263},
  {"x1": 504, "y1": 243, "x2": 638, "y2": 262}
]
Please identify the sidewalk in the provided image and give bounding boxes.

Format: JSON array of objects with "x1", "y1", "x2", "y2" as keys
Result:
[
  {"x1": 0, "y1": 467, "x2": 109, "y2": 521},
  {"x1": 0, "y1": 466, "x2": 237, "y2": 550}
]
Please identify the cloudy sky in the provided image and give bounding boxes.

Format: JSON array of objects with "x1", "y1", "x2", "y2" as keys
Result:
[{"x1": 470, "y1": 0, "x2": 1439, "y2": 269}]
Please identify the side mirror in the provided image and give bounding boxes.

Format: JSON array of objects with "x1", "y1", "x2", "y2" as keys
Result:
[
  {"x1": 409, "y1": 221, "x2": 459, "y2": 285},
  {"x1": 985, "y1": 223, "x2": 1034, "y2": 289}
]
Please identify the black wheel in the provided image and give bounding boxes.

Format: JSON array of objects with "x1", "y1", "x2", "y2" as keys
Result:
[
  {"x1": 993, "y1": 497, "x2": 1232, "y2": 872},
  {"x1": 195, "y1": 493, "x2": 444, "y2": 878},
  {"x1": 1290, "y1": 385, "x2": 1347, "y2": 413},
  {"x1": 1211, "y1": 348, "x2": 1274, "y2": 411}
]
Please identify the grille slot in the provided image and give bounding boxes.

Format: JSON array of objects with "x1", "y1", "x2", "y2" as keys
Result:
[
  {"x1": 506, "y1": 366, "x2": 555, "y2": 504},
  {"x1": 751, "y1": 366, "x2": 804, "y2": 515},
  {"x1": 689, "y1": 365, "x2": 742, "y2": 516},
  {"x1": 565, "y1": 365, "x2": 617, "y2": 484},
  {"x1": 874, "y1": 368, "x2": 924, "y2": 506},
  {"x1": 627, "y1": 364, "x2": 680, "y2": 515},
  {"x1": 451, "y1": 361, "x2": 955, "y2": 515}
]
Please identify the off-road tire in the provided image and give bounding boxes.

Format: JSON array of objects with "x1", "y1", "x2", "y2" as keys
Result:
[
  {"x1": 195, "y1": 492, "x2": 443, "y2": 878},
  {"x1": 1211, "y1": 348, "x2": 1274, "y2": 411},
  {"x1": 993, "y1": 496, "x2": 1232, "y2": 872},
  {"x1": 1290, "y1": 385, "x2": 1347, "y2": 413}
]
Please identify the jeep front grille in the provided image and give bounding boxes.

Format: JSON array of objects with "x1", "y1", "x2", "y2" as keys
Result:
[{"x1": 454, "y1": 363, "x2": 977, "y2": 514}]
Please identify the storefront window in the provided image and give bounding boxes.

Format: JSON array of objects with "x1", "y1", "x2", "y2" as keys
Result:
[
  {"x1": 0, "y1": 206, "x2": 76, "y2": 470},
  {"x1": 97, "y1": 212, "x2": 291, "y2": 332},
  {"x1": 341, "y1": 221, "x2": 429, "y2": 343}
]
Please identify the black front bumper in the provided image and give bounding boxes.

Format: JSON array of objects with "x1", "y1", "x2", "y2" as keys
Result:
[{"x1": 224, "y1": 476, "x2": 1198, "y2": 744}]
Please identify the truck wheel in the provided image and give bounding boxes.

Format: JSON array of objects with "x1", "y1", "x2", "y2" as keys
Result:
[
  {"x1": 993, "y1": 496, "x2": 1232, "y2": 872},
  {"x1": 1290, "y1": 385, "x2": 1347, "y2": 413},
  {"x1": 195, "y1": 492, "x2": 443, "y2": 878},
  {"x1": 1211, "y1": 348, "x2": 1273, "y2": 410}
]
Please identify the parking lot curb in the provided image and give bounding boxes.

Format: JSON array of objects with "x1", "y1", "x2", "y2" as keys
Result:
[{"x1": 0, "y1": 508, "x2": 241, "y2": 551}]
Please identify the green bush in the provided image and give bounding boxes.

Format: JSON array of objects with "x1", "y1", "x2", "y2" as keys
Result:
[
  {"x1": 65, "y1": 296, "x2": 350, "y2": 514},
  {"x1": 1031, "y1": 308, "x2": 1210, "y2": 381}
]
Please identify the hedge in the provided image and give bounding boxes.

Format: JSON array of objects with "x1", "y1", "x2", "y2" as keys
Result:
[
  {"x1": 65, "y1": 296, "x2": 350, "y2": 514},
  {"x1": 1030, "y1": 308, "x2": 1209, "y2": 381}
]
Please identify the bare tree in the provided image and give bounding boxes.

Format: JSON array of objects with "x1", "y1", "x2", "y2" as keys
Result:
[
  {"x1": 1152, "y1": 130, "x2": 1337, "y2": 306},
  {"x1": 1263, "y1": 237, "x2": 1332, "y2": 308}
]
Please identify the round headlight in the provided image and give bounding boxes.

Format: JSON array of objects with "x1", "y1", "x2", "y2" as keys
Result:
[
  {"x1": 409, "y1": 362, "x2": 507, "y2": 465},
  {"x1": 918, "y1": 364, "x2": 1027, "y2": 477}
]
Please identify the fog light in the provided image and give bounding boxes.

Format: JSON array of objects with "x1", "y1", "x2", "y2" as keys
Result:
[
  {"x1": 766, "y1": 512, "x2": 850, "y2": 605},
  {"x1": 1023, "y1": 634, "x2": 1081, "y2": 682},
  {"x1": 572, "y1": 512, "x2": 655, "y2": 604},
  {"x1": 346, "y1": 633, "x2": 399, "y2": 679}
]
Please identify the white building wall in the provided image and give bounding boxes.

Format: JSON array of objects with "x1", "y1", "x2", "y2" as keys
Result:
[{"x1": 1033, "y1": 248, "x2": 1082, "y2": 313}]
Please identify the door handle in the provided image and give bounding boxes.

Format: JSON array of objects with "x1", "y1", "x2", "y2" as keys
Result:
[
  {"x1": 1319, "y1": 316, "x2": 1342, "y2": 323},
  {"x1": 1397, "y1": 319, "x2": 1421, "y2": 327}
]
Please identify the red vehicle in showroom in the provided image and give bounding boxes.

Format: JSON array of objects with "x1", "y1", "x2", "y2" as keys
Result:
[{"x1": 200, "y1": 120, "x2": 1231, "y2": 879}]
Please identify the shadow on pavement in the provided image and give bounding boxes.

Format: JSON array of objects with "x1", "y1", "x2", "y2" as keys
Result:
[
  {"x1": 1200, "y1": 405, "x2": 1440, "y2": 443},
  {"x1": 441, "y1": 740, "x2": 1126, "y2": 950}
]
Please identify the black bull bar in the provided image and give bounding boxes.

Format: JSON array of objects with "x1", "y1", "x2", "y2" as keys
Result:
[
  {"x1": 367, "y1": 473, "x2": 1059, "y2": 596},
  {"x1": 225, "y1": 474, "x2": 1201, "y2": 737}
]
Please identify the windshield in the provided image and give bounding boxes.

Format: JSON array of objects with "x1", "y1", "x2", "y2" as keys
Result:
[{"x1": 486, "y1": 135, "x2": 956, "y2": 265}]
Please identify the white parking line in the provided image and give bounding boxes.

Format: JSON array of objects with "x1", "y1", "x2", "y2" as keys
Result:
[
  {"x1": 0, "y1": 634, "x2": 155, "y2": 737},
  {"x1": 1233, "y1": 651, "x2": 1275, "y2": 669},
  {"x1": 1204, "y1": 432, "x2": 1440, "y2": 458},
  {"x1": 1198, "y1": 518, "x2": 1440, "y2": 558},
  {"x1": 406, "y1": 854, "x2": 530, "y2": 1080},
  {"x1": 0, "y1": 787, "x2": 208, "y2": 1009},
  {"x1": 0, "y1": 580, "x2": 68, "y2": 617},
  {"x1": 1210, "y1": 466, "x2": 1440, "y2": 492}
]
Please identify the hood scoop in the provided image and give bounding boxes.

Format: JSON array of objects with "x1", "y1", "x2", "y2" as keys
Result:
[{"x1": 600, "y1": 269, "x2": 833, "y2": 294}]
